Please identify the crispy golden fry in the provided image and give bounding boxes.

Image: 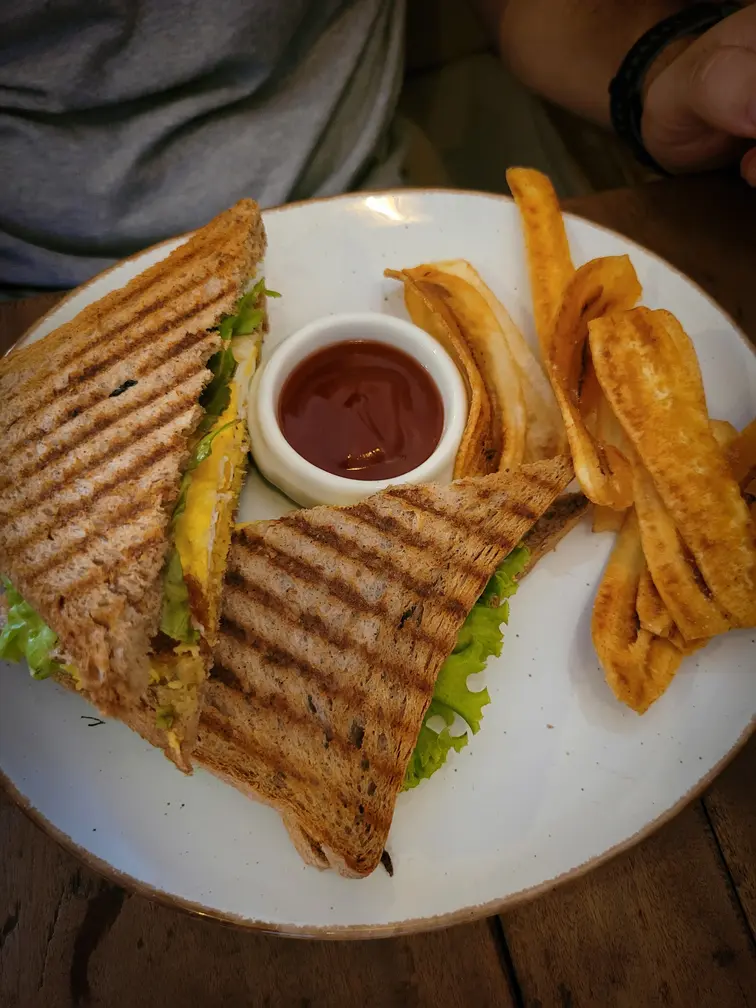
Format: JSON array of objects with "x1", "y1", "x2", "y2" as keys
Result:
[
  {"x1": 579, "y1": 356, "x2": 602, "y2": 426},
  {"x1": 592, "y1": 510, "x2": 683, "y2": 714},
  {"x1": 710, "y1": 419, "x2": 738, "y2": 449},
  {"x1": 547, "y1": 256, "x2": 641, "y2": 509},
  {"x1": 592, "y1": 506, "x2": 626, "y2": 534},
  {"x1": 432, "y1": 259, "x2": 566, "y2": 459},
  {"x1": 387, "y1": 264, "x2": 536, "y2": 475},
  {"x1": 401, "y1": 265, "x2": 526, "y2": 471},
  {"x1": 590, "y1": 307, "x2": 756, "y2": 628},
  {"x1": 668, "y1": 629, "x2": 710, "y2": 656},
  {"x1": 506, "y1": 167, "x2": 574, "y2": 355},
  {"x1": 636, "y1": 566, "x2": 674, "y2": 638},
  {"x1": 591, "y1": 385, "x2": 630, "y2": 532},
  {"x1": 387, "y1": 269, "x2": 495, "y2": 478},
  {"x1": 632, "y1": 460, "x2": 730, "y2": 641},
  {"x1": 728, "y1": 417, "x2": 756, "y2": 487}
]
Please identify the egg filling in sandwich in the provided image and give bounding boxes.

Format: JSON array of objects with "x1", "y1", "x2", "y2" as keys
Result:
[{"x1": 0, "y1": 200, "x2": 272, "y2": 769}]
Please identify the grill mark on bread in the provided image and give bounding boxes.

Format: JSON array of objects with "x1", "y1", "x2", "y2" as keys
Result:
[
  {"x1": 345, "y1": 503, "x2": 484, "y2": 583},
  {"x1": 283, "y1": 512, "x2": 469, "y2": 620},
  {"x1": 52, "y1": 527, "x2": 165, "y2": 601},
  {"x1": 384, "y1": 487, "x2": 537, "y2": 542},
  {"x1": 3, "y1": 388, "x2": 204, "y2": 519},
  {"x1": 14, "y1": 264, "x2": 233, "y2": 386},
  {"x1": 201, "y1": 712, "x2": 397, "y2": 827},
  {"x1": 3, "y1": 346, "x2": 209, "y2": 488},
  {"x1": 512, "y1": 468, "x2": 561, "y2": 495},
  {"x1": 211, "y1": 662, "x2": 245, "y2": 691},
  {"x1": 5, "y1": 316, "x2": 219, "y2": 460},
  {"x1": 230, "y1": 535, "x2": 452, "y2": 650},
  {"x1": 223, "y1": 573, "x2": 440, "y2": 692},
  {"x1": 22, "y1": 497, "x2": 162, "y2": 579},
  {"x1": 61, "y1": 325, "x2": 213, "y2": 426},
  {"x1": 195, "y1": 709, "x2": 315, "y2": 788},
  {"x1": 204, "y1": 676, "x2": 397, "y2": 789},
  {"x1": 233, "y1": 534, "x2": 393, "y2": 621},
  {"x1": 4, "y1": 434, "x2": 187, "y2": 558},
  {"x1": 219, "y1": 615, "x2": 430, "y2": 727}
]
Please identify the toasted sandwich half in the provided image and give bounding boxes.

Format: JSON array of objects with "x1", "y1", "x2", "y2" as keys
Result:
[
  {"x1": 0, "y1": 200, "x2": 270, "y2": 768},
  {"x1": 195, "y1": 457, "x2": 573, "y2": 877}
]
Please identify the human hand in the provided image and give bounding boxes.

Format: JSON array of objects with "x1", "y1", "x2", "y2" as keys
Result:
[{"x1": 643, "y1": 4, "x2": 756, "y2": 183}]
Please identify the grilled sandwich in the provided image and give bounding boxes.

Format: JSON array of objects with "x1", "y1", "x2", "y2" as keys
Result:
[
  {"x1": 0, "y1": 200, "x2": 270, "y2": 768},
  {"x1": 195, "y1": 457, "x2": 573, "y2": 877}
]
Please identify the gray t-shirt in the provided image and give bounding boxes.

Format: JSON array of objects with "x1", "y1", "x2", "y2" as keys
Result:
[{"x1": 0, "y1": 0, "x2": 404, "y2": 289}]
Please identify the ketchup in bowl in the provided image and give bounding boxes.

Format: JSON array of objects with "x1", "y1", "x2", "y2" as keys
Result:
[{"x1": 278, "y1": 340, "x2": 444, "y2": 481}]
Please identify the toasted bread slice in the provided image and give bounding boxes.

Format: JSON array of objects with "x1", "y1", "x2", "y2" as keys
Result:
[
  {"x1": 520, "y1": 492, "x2": 589, "y2": 575},
  {"x1": 0, "y1": 200, "x2": 265, "y2": 714},
  {"x1": 194, "y1": 457, "x2": 573, "y2": 877}
]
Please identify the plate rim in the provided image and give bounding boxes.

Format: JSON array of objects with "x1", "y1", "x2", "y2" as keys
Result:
[
  {"x1": 2, "y1": 716, "x2": 752, "y2": 939},
  {"x1": 2, "y1": 187, "x2": 755, "y2": 938}
]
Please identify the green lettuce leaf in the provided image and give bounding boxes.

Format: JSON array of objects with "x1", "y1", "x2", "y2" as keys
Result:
[
  {"x1": 0, "y1": 577, "x2": 65, "y2": 680},
  {"x1": 159, "y1": 548, "x2": 200, "y2": 645},
  {"x1": 402, "y1": 545, "x2": 529, "y2": 790}
]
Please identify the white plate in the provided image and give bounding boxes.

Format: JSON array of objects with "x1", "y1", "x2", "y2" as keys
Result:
[{"x1": 2, "y1": 191, "x2": 755, "y2": 937}]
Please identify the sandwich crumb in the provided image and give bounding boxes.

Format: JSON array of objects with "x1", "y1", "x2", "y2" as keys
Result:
[
  {"x1": 109, "y1": 378, "x2": 138, "y2": 397},
  {"x1": 380, "y1": 850, "x2": 394, "y2": 877}
]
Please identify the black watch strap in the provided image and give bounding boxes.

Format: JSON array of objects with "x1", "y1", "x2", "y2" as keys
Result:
[{"x1": 609, "y1": 2, "x2": 742, "y2": 174}]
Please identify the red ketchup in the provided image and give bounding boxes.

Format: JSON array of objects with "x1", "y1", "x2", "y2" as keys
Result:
[{"x1": 278, "y1": 340, "x2": 444, "y2": 481}]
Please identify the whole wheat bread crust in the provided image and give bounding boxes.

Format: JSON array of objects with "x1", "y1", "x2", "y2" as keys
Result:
[
  {"x1": 0, "y1": 200, "x2": 265, "y2": 714},
  {"x1": 195, "y1": 458, "x2": 573, "y2": 877},
  {"x1": 520, "y1": 492, "x2": 589, "y2": 575}
]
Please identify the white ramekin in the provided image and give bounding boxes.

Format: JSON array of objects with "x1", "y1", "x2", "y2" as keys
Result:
[{"x1": 246, "y1": 312, "x2": 467, "y2": 507}]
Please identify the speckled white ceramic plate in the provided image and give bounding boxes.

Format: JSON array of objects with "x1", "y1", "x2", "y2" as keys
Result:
[{"x1": 2, "y1": 191, "x2": 755, "y2": 937}]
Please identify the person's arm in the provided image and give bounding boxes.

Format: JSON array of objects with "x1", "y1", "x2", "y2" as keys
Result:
[
  {"x1": 471, "y1": 0, "x2": 684, "y2": 126},
  {"x1": 471, "y1": 0, "x2": 756, "y2": 180}
]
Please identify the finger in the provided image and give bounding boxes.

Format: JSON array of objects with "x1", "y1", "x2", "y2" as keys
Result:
[
  {"x1": 740, "y1": 146, "x2": 756, "y2": 185},
  {"x1": 687, "y1": 44, "x2": 756, "y2": 138}
]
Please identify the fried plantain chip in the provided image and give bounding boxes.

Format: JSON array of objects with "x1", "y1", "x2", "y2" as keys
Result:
[
  {"x1": 579, "y1": 356, "x2": 603, "y2": 426},
  {"x1": 636, "y1": 565, "x2": 674, "y2": 638},
  {"x1": 546, "y1": 256, "x2": 641, "y2": 509},
  {"x1": 507, "y1": 167, "x2": 574, "y2": 356},
  {"x1": 431, "y1": 259, "x2": 566, "y2": 459},
  {"x1": 728, "y1": 417, "x2": 756, "y2": 487},
  {"x1": 632, "y1": 459, "x2": 731, "y2": 641},
  {"x1": 592, "y1": 509, "x2": 683, "y2": 714},
  {"x1": 386, "y1": 269, "x2": 495, "y2": 477},
  {"x1": 404, "y1": 265, "x2": 527, "y2": 471},
  {"x1": 710, "y1": 419, "x2": 738, "y2": 449},
  {"x1": 591, "y1": 384, "x2": 631, "y2": 532},
  {"x1": 386, "y1": 265, "x2": 532, "y2": 475},
  {"x1": 591, "y1": 307, "x2": 756, "y2": 629}
]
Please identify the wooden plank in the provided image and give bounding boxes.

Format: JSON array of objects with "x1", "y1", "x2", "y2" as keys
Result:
[
  {"x1": 0, "y1": 292, "x2": 63, "y2": 354},
  {"x1": 565, "y1": 173, "x2": 756, "y2": 349},
  {"x1": 0, "y1": 789, "x2": 516, "y2": 1008},
  {"x1": 500, "y1": 802, "x2": 756, "y2": 1007},
  {"x1": 705, "y1": 738, "x2": 756, "y2": 938}
]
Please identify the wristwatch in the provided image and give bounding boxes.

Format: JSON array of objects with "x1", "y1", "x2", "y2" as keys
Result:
[{"x1": 609, "y1": 2, "x2": 743, "y2": 174}]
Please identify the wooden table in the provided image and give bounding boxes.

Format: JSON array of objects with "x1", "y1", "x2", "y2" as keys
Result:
[{"x1": 1, "y1": 174, "x2": 755, "y2": 1008}]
